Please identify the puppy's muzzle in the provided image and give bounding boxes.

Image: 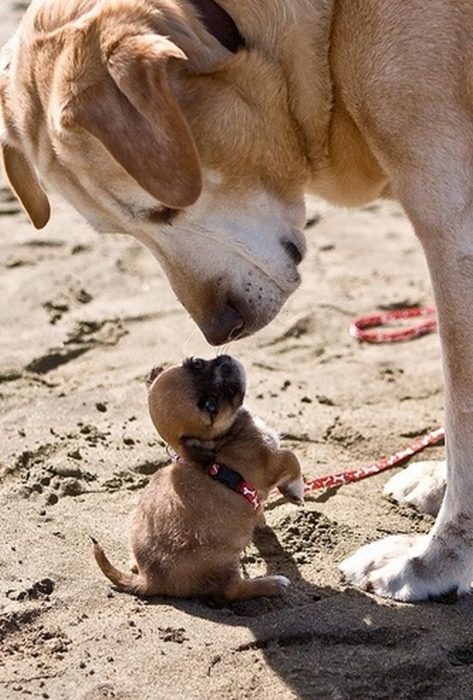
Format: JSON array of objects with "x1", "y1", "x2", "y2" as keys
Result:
[
  {"x1": 213, "y1": 355, "x2": 246, "y2": 393},
  {"x1": 208, "y1": 355, "x2": 246, "y2": 399}
]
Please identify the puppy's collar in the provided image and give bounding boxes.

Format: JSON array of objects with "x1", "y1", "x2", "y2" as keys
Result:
[
  {"x1": 207, "y1": 463, "x2": 262, "y2": 512},
  {"x1": 188, "y1": 0, "x2": 245, "y2": 53}
]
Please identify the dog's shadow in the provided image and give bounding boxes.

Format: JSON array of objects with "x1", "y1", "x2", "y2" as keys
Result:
[{"x1": 141, "y1": 517, "x2": 473, "y2": 700}]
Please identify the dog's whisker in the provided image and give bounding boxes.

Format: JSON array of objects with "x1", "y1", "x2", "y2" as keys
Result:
[{"x1": 180, "y1": 326, "x2": 200, "y2": 358}]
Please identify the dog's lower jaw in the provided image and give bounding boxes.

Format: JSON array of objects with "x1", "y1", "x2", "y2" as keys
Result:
[{"x1": 339, "y1": 507, "x2": 473, "y2": 602}]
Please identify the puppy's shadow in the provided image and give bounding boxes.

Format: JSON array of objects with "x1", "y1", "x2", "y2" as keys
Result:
[
  {"x1": 156, "y1": 521, "x2": 334, "y2": 621},
  {"x1": 252, "y1": 523, "x2": 302, "y2": 580}
]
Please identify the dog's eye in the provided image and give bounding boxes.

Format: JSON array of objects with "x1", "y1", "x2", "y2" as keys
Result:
[
  {"x1": 147, "y1": 207, "x2": 180, "y2": 226},
  {"x1": 188, "y1": 357, "x2": 205, "y2": 371},
  {"x1": 198, "y1": 398, "x2": 218, "y2": 416}
]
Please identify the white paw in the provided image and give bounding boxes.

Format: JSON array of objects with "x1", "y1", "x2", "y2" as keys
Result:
[
  {"x1": 267, "y1": 575, "x2": 291, "y2": 592},
  {"x1": 339, "y1": 534, "x2": 471, "y2": 602},
  {"x1": 383, "y1": 460, "x2": 446, "y2": 515}
]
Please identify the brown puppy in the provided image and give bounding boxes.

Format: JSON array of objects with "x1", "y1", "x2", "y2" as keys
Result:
[{"x1": 93, "y1": 355, "x2": 304, "y2": 600}]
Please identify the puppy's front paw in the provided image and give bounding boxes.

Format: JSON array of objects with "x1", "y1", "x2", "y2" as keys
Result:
[{"x1": 278, "y1": 476, "x2": 305, "y2": 504}]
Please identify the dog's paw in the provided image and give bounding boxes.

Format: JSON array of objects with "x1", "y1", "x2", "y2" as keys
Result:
[
  {"x1": 383, "y1": 460, "x2": 446, "y2": 515},
  {"x1": 339, "y1": 534, "x2": 471, "y2": 602}
]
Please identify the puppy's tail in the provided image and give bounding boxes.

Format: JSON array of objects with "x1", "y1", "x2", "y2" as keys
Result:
[{"x1": 91, "y1": 538, "x2": 149, "y2": 596}]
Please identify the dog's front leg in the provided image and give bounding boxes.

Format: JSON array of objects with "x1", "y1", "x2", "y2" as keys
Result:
[{"x1": 341, "y1": 177, "x2": 473, "y2": 601}]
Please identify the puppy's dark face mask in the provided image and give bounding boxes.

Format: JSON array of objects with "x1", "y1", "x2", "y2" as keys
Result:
[
  {"x1": 148, "y1": 355, "x2": 246, "y2": 451},
  {"x1": 183, "y1": 355, "x2": 246, "y2": 422}
]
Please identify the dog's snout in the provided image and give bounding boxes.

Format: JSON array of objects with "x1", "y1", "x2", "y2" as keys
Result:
[
  {"x1": 202, "y1": 303, "x2": 245, "y2": 346},
  {"x1": 282, "y1": 239, "x2": 304, "y2": 265}
]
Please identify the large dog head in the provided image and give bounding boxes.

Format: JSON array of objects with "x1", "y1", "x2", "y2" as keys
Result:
[{"x1": 0, "y1": 0, "x2": 310, "y2": 344}]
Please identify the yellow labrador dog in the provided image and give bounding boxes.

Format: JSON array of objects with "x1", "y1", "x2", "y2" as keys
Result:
[{"x1": 2, "y1": 0, "x2": 473, "y2": 603}]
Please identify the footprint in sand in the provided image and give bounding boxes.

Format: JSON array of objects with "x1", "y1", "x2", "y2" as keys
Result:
[
  {"x1": 25, "y1": 318, "x2": 127, "y2": 374},
  {"x1": 0, "y1": 186, "x2": 21, "y2": 217}
]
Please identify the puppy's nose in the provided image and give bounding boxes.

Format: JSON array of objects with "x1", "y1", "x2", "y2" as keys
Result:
[
  {"x1": 215, "y1": 355, "x2": 233, "y2": 377},
  {"x1": 201, "y1": 303, "x2": 245, "y2": 346}
]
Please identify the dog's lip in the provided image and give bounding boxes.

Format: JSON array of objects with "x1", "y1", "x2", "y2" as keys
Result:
[{"x1": 226, "y1": 300, "x2": 245, "y2": 341}]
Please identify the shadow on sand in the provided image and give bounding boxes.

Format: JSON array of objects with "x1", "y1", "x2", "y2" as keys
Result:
[{"x1": 139, "y1": 520, "x2": 473, "y2": 700}]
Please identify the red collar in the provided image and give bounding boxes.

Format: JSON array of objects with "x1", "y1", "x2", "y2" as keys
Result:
[
  {"x1": 188, "y1": 0, "x2": 245, "y2": 53},
  {"x1": 207, "y1": 463, "x2": 262, "y2": 512}
]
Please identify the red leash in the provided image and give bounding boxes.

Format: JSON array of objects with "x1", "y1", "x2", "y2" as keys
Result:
[
  {"x1": 303, "y1": 428, "x2": 444, "y2": 494},
  {"x1": 302, "y1": 307, "x2": 443, "y2": 494},
  {"x1": 350, "y1": 306, "x2": 437, "y2": 343}
]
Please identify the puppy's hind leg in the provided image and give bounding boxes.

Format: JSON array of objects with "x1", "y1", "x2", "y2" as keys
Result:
[{"x1": 223, "y1": 574, "x2": 290, "y2": 600}]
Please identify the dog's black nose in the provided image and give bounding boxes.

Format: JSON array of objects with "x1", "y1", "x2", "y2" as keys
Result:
[
  {"x1": 201, "y1": 303, "x2": 245, "y2": 346},
  {"x1": 282, "y1": 240, "x2": 304, "y2": 265}
]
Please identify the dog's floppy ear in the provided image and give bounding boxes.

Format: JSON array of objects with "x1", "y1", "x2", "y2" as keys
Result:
[
  {"x1": 0, "y1": 65, "x2": 51, "y2": 229},
  {"x1": 1, "y1": 145, "x2": 51, "y2": 229},
  {"x1": 58, "y1": 33, "x2": 202, "y2": 209}
]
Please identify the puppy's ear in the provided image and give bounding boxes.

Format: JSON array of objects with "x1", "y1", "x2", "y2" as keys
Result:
[
  {"x1": 146, "y1": 365, "x2": 165, "y2": 389},
  {"x1": 273, "y1": 450, "x2": 305, "y2": 505},
  {"x1": 56, "y1": 31, "x2": 202, "y2": 209},
  {"x1": 0, "y1": 62, "x2": 51, "y2": 229}
]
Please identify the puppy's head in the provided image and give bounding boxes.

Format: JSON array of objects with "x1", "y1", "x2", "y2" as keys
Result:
[{"x1": 148, "y1": 355, "x2": 246, "y2": 453}]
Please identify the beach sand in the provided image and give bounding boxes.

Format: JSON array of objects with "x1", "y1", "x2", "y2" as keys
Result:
[{"x1": 2, "y1": 3, "x2": 473, "y2": 698}]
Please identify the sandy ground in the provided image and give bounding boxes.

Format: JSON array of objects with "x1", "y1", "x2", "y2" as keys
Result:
[{"x1": 3, "y1": 3, "x2": 473, "y2": 699}]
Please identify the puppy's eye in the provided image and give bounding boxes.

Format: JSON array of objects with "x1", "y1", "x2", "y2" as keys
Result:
[
  {"x1": 188, "y1": 357, "x2": 205, "y2": 371},
  {"x1": 198, "y1": 398, "x2": 218, "y2": 416}
]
